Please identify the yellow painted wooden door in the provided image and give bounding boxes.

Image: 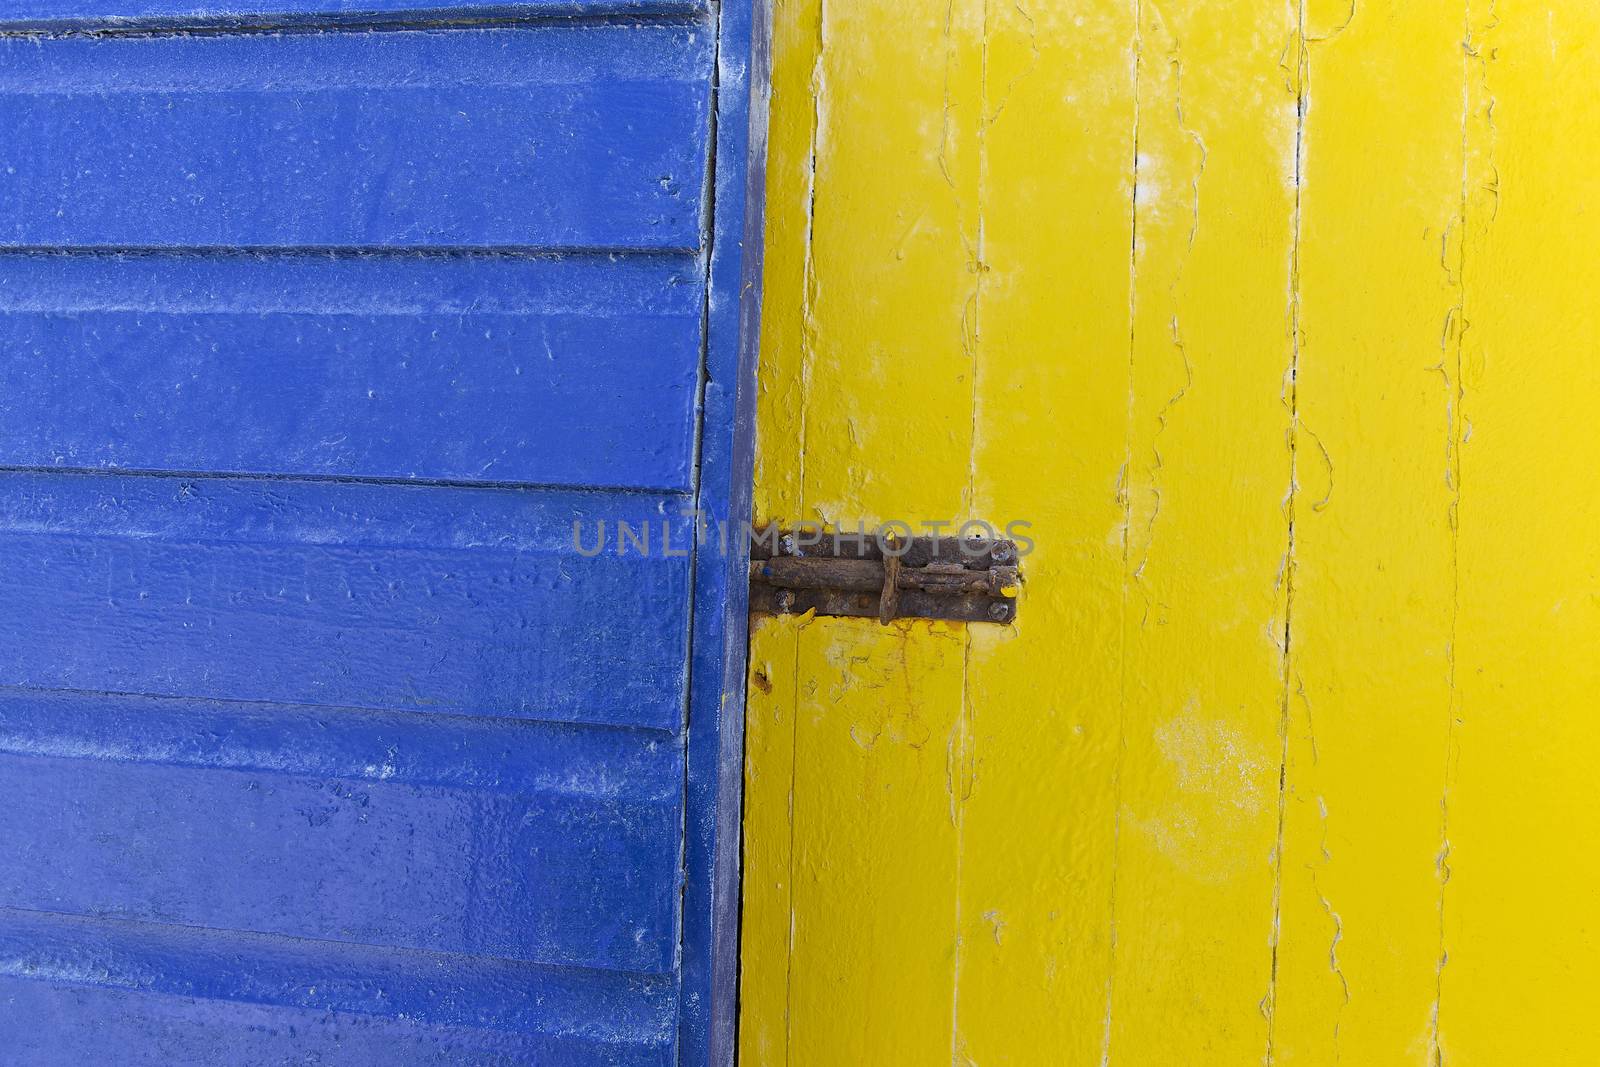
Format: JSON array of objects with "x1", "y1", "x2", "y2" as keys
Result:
[{"x1": 739, "y1": 1, "x2": 1600, "y2": 1064}]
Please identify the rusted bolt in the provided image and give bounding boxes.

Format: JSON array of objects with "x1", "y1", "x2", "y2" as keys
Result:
[
  {"x1": 987, "y1": 602, "x2": 1010, "y2": 621},
  {"x1": 989, "y1": 541, "x2": 1015, "y2": 564},
  {"x1": 779, "y1": 534, "x2": 796, "y2": 555},
  {"x1": 775, "y1": 590, "x2": 796, "y2": 612}
]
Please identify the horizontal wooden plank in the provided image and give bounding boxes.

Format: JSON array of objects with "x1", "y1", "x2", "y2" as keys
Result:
[
  {"x1": 0, "y1": 473, "x2": 696, "y2": 730},
  {"x1": 0, "y1": 0, "x2": 703, "y2": 32},
  {"x1": 0, "y1": 981, "x2": 671, "y2": 1067},
  {"x1": 0, "y1": 748, "x2": 679, "y2": 971},
  {"x1": 0, "y1": 908, "x2": 675, "y2": 1064},
  {"x1": 0, "y1": 24, "x2": 711, "y2": 250},
  {"x1": 0, "y1": 252, "x2": 703, "y2": 489},
  {"x1": 0, "y1": 693, "x2": 683, "y2": 976},
  {"x1": 0, "y1": 686, "x2": 681, "y2": 798}
]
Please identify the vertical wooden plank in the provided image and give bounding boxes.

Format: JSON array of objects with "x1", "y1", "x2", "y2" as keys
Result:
[
  {"x1": 1270, "y1": 1, "x2": 1464, "y2": 1062},
  {"x1": 741, "y1": 0, "x2": 983, "y2": 1060},
  {"x1": 749, "y1": 0, "x2": 820, "y2": 524},
  {"x1": 746, "y1": 2, "x2": 1600, "y2": 1064},
  {"x1": 738, "y1": 0, "x2": 818, "y2": 1058},
  {"x1": 795, "y1": 0, "x2": 983, "y2": 525},
  {"x1": 738, "y1": 618, "x2": 801, "y2": 1067},
  {"x1": 786, "y1": 619, "x2": 968, "y2": 1062},
  {"x1": 777, "y1": 0, "x2": 982, "y2": 1054},
  {"x1": 1107, "y1": 1, "x2": 1299, "y2": 1060},
  {"x1": 955, "y1": 0, "x2": 1137, "y2": 1062},
  {"x1": 1446, "y1": 3, "x2": 1600, "y2": 1062}
]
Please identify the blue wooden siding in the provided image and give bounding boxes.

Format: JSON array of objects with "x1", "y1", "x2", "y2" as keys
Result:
[
  {"x1": 0, "y1": 26, "x2": 710, "y2": 250},
  {"x1": 677, "y1": 0, "x2": 768, "y2": 1063},
  {"x1": 0, "y1": 255, "x2": 705, "y2": 488},
  {"x1": 0, "y1": 908, "x2": 678, "y2": 1064},
  {"x1": 0, "y1": 0, "x2": 705, "y2": 30},
  {"x1": 0, "y1": 0, "x2": 766, "y2": 1062}
]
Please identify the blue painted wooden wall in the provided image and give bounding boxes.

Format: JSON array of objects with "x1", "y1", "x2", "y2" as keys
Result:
[{"x1": 0, "y1": 1, "x2": 767, "y2": 1063}]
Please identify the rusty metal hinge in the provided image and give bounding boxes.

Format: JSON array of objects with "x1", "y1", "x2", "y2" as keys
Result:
[{"x1": 748, "y1": 529, "x2": 1020, "y2": 624}]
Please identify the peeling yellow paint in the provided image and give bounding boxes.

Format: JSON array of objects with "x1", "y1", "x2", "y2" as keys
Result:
[
  {"x1": 740, "y1": 1, "x2": 1600, "y2": 1063},
  {"x1": 1271, "y1": 4, "x2": 1464, "y2": 1063}
]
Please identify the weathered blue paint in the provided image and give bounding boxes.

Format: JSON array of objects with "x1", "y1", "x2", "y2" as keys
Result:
[
  {"x1": 0, "y1": 25, "x2": 711, "y2": 250},
  {"x1": 0, "y1": 908, "x2": 679, "y2": 1064},
  {"x1": 0, "y1": 254, "x2": 705, "y2": 488},
  {"x1": 0, "y1": 705, "x2": 682, "y2": 971},
  {"x1": 0, "y1": 0, "x2": 704, "y2": 32},
  {"x1": 0, "y1": 1, "x2": 766, "y2": 1062},
  {"x1": 679, "y1": 1, "x2": 770, "y2": 1064},
  {"x1": 0, "y1": 475, "x2": 695, "y2": 728}
]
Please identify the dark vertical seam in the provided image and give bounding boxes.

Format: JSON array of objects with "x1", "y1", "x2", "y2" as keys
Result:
[
  {"x1": 675, "y1": 2, "x2": 723, "y2": 1058},
  {"x1": 796, "y1": 0, "x2": 826, "y2": 518},
  {"x1": 1266, "y1": 2, "x2": 1308, "y2": 1062},
  {"x1": 784, "y1": 4, "x2": 826, "y2": 1058},
  {"x1": 783, "y1": 620, "x2": 804, "y2": 1066}
]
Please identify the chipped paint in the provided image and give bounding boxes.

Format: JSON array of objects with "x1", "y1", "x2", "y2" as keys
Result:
[{"x1": 741, "y1": 1, "x2": 1600, "y2": 1063}]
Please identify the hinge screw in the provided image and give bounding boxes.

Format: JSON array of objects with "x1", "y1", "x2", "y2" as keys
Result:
[
  {"x1": 987, "y1": 602, "x2": 1011, "y2": 621},
  {"x1": 990, "y1": 542, "x2": 1015, "y2": 564},
  {"x1": 775, "y1": 590, "x2": 796, "y2": 612}
]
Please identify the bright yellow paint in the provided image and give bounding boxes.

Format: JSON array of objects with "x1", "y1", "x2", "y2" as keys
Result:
[
  {"x1": 1448, "y1": 5, "x2": 1600, "y2": 1064},
  {"x1": 741, "y1": 1, "x2": 1600, "y2": 1063},
  {"x1": 1273, "y1": 3, "x2": 1464, "y2": 1061}
]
